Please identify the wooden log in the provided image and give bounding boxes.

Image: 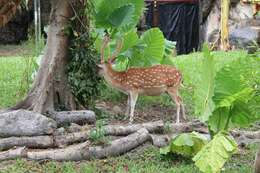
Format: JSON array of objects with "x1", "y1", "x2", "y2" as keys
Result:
[
  {"x1": 0, "y1": 136, "x2": 53, "y2": 151},
  {"x1": 104, "y1": 120, "x2": 164, "y2": 135},
  {"x1": 0, "y1": 120, "x2": 208, "y2": 150},
  {"x1": 49, "y1": 111, "x2": 96, "y2": 126},
  {"x1": 231, "y1": 130, "x2": 260, "y2": 139},
  {"x1": 150, "y1": 133, "x2": 211, "y2": 147},
  {"x1": 0, "y1": 110, "x2": 57, "y2": 137},
  {"x1": 169, "y1": 121, "x2": 208, "y2": 134},
  {"x1": 26, "y1": 128, "x2": 150, "y2": 161},
  {"x1": 54, "y1": 121, "x2": 164, "y2": 147},
  {"x1": 0, "y1": 147, "x2": 26, "y2": 161}
]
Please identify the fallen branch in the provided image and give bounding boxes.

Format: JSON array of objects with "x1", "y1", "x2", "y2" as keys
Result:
[
  {"x1": 0, "y1": 147, "x2": 26, "y2": 161},
  {"x1": 48, "y1": 111, "x2": 96, "y2": 126},
  {"x1": 169, "y1": 121, "x2": 208, "y2": 134},
  {"x1": 0, "y1": 128, "x2": 150, "y2": 161},
  {"x1": 0, "y1": 120, "x2": 208, "y2": 150},
  {"x1": 104, "y1": 120, "x2": 164, "y2": 135},
  {"x1": 231, "y1": 130, "x2": 260, "y2": 139},
  {"x1": 0, "y1": 136, "x2": 53, "y2": 151}
]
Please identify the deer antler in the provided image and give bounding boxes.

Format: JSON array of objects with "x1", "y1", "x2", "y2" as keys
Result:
[
  {"x1": 101, "y1": 35, "x2": 110, "y2": 64},
  {"x1": 109, "y1": 39, "x2": 123, "y2": 63}
]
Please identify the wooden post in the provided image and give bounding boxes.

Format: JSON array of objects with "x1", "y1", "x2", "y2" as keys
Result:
[{"x1": 220, "y1": 0, "x2": 230, "y2": 51}]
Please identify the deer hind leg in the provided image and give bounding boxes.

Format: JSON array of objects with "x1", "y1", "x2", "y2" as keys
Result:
[
  {"x1": 167, "y1": 87, "x2": 184, "y2": 124},
  {"x1": 129, "y1": 91, "x2": 138, "y2": 124}
]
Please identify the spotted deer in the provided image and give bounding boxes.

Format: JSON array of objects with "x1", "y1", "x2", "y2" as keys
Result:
[{"x1": 98, "y1": 35, "x2": 186, "y2": 124}]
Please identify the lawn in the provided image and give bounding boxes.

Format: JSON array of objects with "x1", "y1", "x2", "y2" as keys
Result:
[
  {"x1": 0, "y1": 144, "x2": 258, "y2": 173},
  {"x1": 0, "y1": 56, "x2": 28, "y2": 108}
]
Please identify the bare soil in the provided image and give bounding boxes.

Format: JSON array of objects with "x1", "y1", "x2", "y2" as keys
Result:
[{"x1": 95, "y1": 100, "x2": 187, "y2": 125}]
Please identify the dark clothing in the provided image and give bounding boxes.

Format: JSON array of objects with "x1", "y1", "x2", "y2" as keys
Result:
[{"x1": 145, "y1": 1, "x2": 200, "y2": 55}]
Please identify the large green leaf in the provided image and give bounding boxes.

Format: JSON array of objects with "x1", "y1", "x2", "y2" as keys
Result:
[
  {"x1": 194, "y1": 44, "x2": 216, "y2": 122},
  {"x1": 160, "y1": 132, "x2": 208, "y2": 157},
  {"x1": 193, "y1": 133, "x2": 238, "y2": 173},
  {"x1": 140, "y1": 28, "x2": 165, "y2": 66},
  {"x1": 95, "y1": 0, "x2": 144, "y2": 29},
  {"x1": 108, "y1": 4, "x2": 135, "y2": 28},
  {"x1": 209, "y1": 58, "x2": 258, "y2": 132}
]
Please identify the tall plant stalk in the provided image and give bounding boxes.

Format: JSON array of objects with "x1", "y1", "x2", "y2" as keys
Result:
[{"x1": 220, "y1": 0, "x2": 230, "y2": 51}]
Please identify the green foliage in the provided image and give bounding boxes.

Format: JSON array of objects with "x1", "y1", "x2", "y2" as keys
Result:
[
  {"x1": 68, "y1": 2, "x2": 101, "y2": 107},
  {"x1": 160, "y1": 132, "x2": 208, "y2": 157},
  {"x1": 93, "y1": 0, "x2": 176, "y2": 70},
  {"x1": 193, "y1": 133, "x2": 237, "y2": 173},
  {"x1": 94, "y1": 0, "x2": 144, "y2": 31},
  {"x1": 89, "y1": 120, "x2": 110, "y2": 145},
  {"x1": 208, "y1": 57, "x2": 259, "y2": 133},
  {"x1": 194, "y1": 44, "x2": 216, "y2": 122},
  {"x1": 68, "y1": 33, "x2": 101, "y2": 107}
]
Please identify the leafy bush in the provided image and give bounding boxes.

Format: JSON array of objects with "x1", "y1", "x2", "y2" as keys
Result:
[
  {"x1": 89, "y1": 120, "x2": 110, "y2": 145},
  {"x1": 67, "y1": 1, "x2": 101, "y2": 107}
]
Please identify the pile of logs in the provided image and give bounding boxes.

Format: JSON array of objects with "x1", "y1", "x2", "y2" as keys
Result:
[{"x1": 0, "y1": 109, "x2": 259, "y2": 161}]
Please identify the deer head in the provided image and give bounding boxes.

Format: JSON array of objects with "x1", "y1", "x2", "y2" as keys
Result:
[{"x1": 98, "y1": 35, "x2": 123, "y2": 75}]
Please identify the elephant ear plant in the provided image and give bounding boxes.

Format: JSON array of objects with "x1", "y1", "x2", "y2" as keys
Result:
[
  {"x1": 93, "y1": 0, "x2": 176, "y2": 71},
  {"x1": 161, "y1": 44, "x2": 260, "y2": 173}
]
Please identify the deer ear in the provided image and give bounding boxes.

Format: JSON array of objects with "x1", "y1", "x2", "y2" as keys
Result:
[{"x1": 97, "y1": 64, "x2": 103, "y2": 68}]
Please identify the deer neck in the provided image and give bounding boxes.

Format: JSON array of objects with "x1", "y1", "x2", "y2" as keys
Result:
[{"x1": 103, "y1": 63, "x2": 126, "y2": 88}]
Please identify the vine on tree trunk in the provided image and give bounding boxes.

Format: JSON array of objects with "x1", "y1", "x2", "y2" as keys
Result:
[{"x1": 67, "y1": 0, "x2": 101, "y2": 107}]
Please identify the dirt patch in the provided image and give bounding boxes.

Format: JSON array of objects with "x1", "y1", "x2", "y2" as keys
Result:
[{"x1": 95, "y1": 100, "x2": 186, "y2": 125}]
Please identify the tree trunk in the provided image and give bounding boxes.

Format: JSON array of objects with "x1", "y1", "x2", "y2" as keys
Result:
[{"x1": 11, "y1": 0, "x2": 77, "y2": 113}]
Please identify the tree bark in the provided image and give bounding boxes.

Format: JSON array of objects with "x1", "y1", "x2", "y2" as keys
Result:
[{"x1": 10, "y1": 0, "x2": 77, "y2": 113}]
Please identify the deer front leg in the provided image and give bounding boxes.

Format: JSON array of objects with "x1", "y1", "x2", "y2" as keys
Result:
[
  {"x1": 181, "y1": 101, "x2": 186, "y2": 120},
  {"x1": 167, "y1": 88, "x2": 181, "y2": 124},
  {"x1": 129, "y1": 91, "x2": 138, "y2": 124}
]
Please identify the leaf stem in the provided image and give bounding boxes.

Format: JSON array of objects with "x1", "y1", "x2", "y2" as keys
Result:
[{"x1": 224, "y1": 108, "x2": 232, "y2": 131}]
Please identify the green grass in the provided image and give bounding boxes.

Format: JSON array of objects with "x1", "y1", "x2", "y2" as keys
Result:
[
  {"x1": 0, "y1": 144, "x2": 258, "y2": 173},
  {"x1": 0, "y1": 57, "x2": 28, "y2": 108}
]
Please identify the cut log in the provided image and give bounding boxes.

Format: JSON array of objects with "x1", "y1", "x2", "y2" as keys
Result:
[
  {"x1": 232, "y1": 130, "x2": 260, "y2": 139},
  {"x1": 27, "y1": 128, "x2": 150, "y2": 161},
  {"x1": 0, "y1": 120, "x2": 209, "y2": 150},
  {"x1": 0, "y1": 147, "x2": 26, "y2": 161},
  {"x1": 0, "y1": 136, "x2": 53, "y2": 151},
  {"x1": 0, "y1": 110, "x2": 57, "y2": 137},
  {"x1": 104, "y1": 120, "x2": 164, "y2": 135},
  {"x1": 55, "y1": 121, "x2": 164, "y2": 146},
  {"x1": 49, "y1": 111, "x2": 96, "y2": 126},
  {"x1": 169, "y1": 121, "x2": 208, "y2": 134},
  {"x1": 54, "y1": 131, "x2": 90, "y2": 147}
]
